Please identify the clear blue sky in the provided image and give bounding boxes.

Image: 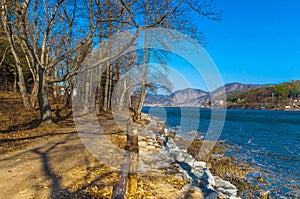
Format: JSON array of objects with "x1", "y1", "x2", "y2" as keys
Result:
[{"x1": 166, "y1": 0, "x2": 300, "y2": 91}]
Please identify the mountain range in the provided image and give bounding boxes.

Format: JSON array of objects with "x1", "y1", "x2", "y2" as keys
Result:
[{"x1": 144, "y1": 82, "x2": 261, "y2": 107}]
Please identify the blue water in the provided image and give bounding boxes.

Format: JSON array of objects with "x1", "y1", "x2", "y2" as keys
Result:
[{"x1": 142, "y1": 107, "x2": 300, "y2": 197}]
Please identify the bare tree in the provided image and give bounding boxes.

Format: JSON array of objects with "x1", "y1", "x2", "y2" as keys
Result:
[
  {"x1": 1, "y1": 0, "x2": 221, "y2": 123},
  {"x1": 1, "y1": 3, "x2": 31, "y2": 109},
  {"x1": 0, "y1": 0, "x2": 98, "y2": 122}
]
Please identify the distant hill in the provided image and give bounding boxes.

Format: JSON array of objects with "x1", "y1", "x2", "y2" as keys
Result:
[
  {"x1": 145, "y1": 81, "x2": 300, "y2": 109},
  {"x1": 212, "y1": 82, "x2": 262, "y2": 97},
  {"x1": 145, "y1": 82, "x2": 262, "y2": 107},
  {"x1": 145, "y1": 88, "x2": 208, "y2": 106}
]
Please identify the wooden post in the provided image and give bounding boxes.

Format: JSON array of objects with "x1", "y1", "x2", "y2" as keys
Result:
[
  {"x1": 112, "y1": 152, "x2": 130, "y2": 199},
  {"x1": 131, "y1": 127, "x2": 139, "y2": 153},
  {"x1": 125, "y1": 121, "x2": 132, "y2": 151},
  {"x1": 128, "y1": 127, "x2": 139, "y2": 196},
  {"x1": 128, "y1": 151, "x2": 139, "y2": 196},
  {"x1": 112, "y1": 122, "x2": 139, "y2": 198}
]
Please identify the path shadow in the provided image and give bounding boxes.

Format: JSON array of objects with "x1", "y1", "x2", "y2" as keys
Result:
[
  {"x1": 30, "y1": 134, "x2": 116, "y2": 198},
  {"x1": 52, "y1": 107, "x2": 73, "y2": 124},
  {"x1": 1, "y1": 131, "x2": 77, "y2": 143},
  {"x1": 0, "y1": 119, "x2": 41, "y2": 134},
  {"x1": 0, "y1": 108, "x2": 73, "y2": 134}
]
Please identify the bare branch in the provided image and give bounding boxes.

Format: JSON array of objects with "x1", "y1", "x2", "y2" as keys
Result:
[{"x1": 0, "y1": 47, "x2": 9, "y2": 66}]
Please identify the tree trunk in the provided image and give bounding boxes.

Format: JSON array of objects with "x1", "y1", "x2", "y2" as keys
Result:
[
  {"x1": 16, "y1": 63, "x2": 31, "y2": 110},
  {"x1": 38, "y1": 66, "x2": 52, "y2": 123},
  {"x1": 103, "y1": 11, "x2": 113, "y2": 112},
  {"x1": 108, "y1": 63, "x2": 113, "y2": 110},
  {"x1": 13, "y1": 72, "x2": 17, "y2": 93},
  {"x1": 53, "y1": 68, "x2": 60, "y2": 102},
  {"x1": 83, "y1": 73, "x2": 90, "y2": 114},
  {"x1": 136, "y1": 2, "x2": 150, "y2": 117},
  {"x1": 4, "y1": 67, "x2": 7, "y2": 92},
  {"x1": 30, "y1": 80, "x2": 38, "y2": 109},
  {"x1": 103, "y1": 63, "x2": 110, "y2": 112},
  {"x1": 136, "y1": 46, "x2": 150, "y2": 116},
  {"x1": 95, "y1": 80, "x2": 103, "y2": 114},
  {"x1": 64, "y1": 81, "x2": 73, "y2": 108}
]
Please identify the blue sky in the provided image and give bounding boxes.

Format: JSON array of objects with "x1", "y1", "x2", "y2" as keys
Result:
[{"x1": 165, "y1": 0, "x2": 300, "y2": 91}]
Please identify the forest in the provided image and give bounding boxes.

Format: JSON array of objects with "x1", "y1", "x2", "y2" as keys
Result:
[{"x1": 0, "y1": 0, "x2": 221, "y2": 123}]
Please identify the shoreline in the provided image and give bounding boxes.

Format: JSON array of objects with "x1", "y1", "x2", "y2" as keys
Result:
[
  {"x1": 142, "y1": 107, "x2": 300, "y2": 198},
  {"x1": 140, "y1": 113, "x2": 276, "y2": 198},
  {"x1": 143, "y1": 105, "x2": 300, "y2": 111},
  {"x1": 140, "y1": 113, "x2": 243, "y2": 198}
]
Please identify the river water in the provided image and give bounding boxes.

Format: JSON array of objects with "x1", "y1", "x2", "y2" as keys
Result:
[{"x1": 142, "y1": 107, "x2": 300, "y2": 198}]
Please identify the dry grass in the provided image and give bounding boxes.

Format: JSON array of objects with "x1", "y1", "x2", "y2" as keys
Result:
[
  {"x1": 60, "y1": 164, "x2": 119, "y2": 199},
  {"x1": 0, "y1": 92, "x2": 75, "y2": 154},
  {"x1": 187, "y1": 138, "x2": 252, "y2": 180}
]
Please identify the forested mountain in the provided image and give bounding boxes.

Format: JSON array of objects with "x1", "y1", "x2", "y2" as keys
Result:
[{"x1": 227, "y1": 80, "x2": 300, "y2": 109}]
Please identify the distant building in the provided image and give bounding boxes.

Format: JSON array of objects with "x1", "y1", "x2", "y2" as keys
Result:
[{"x1": 213, "y1": 100, "x2": 224, "y2": 106}]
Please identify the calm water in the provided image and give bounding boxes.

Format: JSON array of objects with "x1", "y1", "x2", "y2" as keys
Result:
[{"x1": 142, "y1": 107, "x2": 300, "y2": 197}]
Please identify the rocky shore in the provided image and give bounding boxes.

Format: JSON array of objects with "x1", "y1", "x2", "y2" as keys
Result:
[{"x1": 136, "y1": 113, "x2": 240, "y2": 199}]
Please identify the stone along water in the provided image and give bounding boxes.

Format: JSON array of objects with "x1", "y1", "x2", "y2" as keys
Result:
[{"x1": 142, "y1": 107, "x2": 300, "y2": 198}]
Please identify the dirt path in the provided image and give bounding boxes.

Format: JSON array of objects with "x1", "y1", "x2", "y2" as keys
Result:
[
  {"x1": 0, "y1": 110, "x2": 125, "y2": 199},
  {"x1": 0, "y1": 113, "x2": 192, "y2": 199},
  {"x1": 0, "y1": 130, "x2": 109, "y2": 199},
  {"x1": 0, "y1": 93, "x2": 199, "y2": 198}
]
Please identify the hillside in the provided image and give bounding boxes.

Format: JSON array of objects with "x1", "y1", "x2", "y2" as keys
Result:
[
  {"x1": 145, "y1": 82, "x2": 262, "y2": 107},
  {"x1": 212, "y1": 82, "x2": 261, "y2": 97},
  {"x1": 226, "y1": 80, "x2": 300, "y2": 110},
  {"x1": 145, "y1": 81, "x2": 300, "y2": 110}
]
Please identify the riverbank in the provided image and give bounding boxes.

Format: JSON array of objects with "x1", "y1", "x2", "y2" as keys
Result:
[
  {"x1": 137, "y1": 113, "x2": 241, "y2": 198},
  {"x1": 140, "y1": 113, "x2": 277, "y2": 199},
  {"x1": 143, "y1": 106, "x2": 300, "y2": 198}
]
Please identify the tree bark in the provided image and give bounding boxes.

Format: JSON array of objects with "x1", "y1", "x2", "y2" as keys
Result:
[
  {"x1": 13, "y1": 72, "x2": 17, "y2": 93},
  {"x1": 137, "y1": 40, "x2": 150, "y2": 116},
  {"x1": 37, "y1": 66, "x2": 52, "y2": 123},
  {"x1": 103, "y1": 62, "x2": 110, "y2": 112},
  {"x1": 30, "y1": 80, "x2": 38, "y2": 109},
  {"x1": 16, "y1": 63, "x2": 31, "y2": 109}
]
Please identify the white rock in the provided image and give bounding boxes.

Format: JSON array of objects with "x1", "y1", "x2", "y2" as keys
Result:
[
  {"x1": 193, "y1": 161, "x2": 206, "y2": 168},
  {"x1": 204, "y1": 168, "x2": 215, "y2": 187},
  {"x1": 203, "y1": 190, "x2": 219, "y2": 199},
  {"x1": 217, "y1": 187, "x2": 237, "y2": 197},
  {"x1": 214, "y1": 176, "x2": 236, "y2": 190},
  {"x1": 183, "y1": 155, "x2": 195, "y2": 167}
]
